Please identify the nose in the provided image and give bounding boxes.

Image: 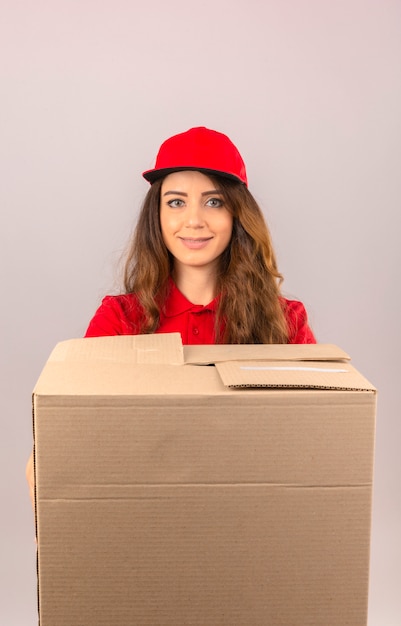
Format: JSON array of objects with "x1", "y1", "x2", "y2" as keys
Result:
[{"x1": 185, "y1": 201, "x2": 205, "y2": 229}]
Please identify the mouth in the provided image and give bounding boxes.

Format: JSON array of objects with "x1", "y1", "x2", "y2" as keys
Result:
[{"x1": 179, "y1": 237, "x2": 213, "y2": 250}]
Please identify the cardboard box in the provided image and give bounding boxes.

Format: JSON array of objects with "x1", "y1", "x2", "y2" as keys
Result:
[{"x1": 33, "y1": 334, "x2": 376, "y2": 626}]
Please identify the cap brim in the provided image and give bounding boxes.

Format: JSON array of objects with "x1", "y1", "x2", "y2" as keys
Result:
[{"x1": 142, "y1": 166, "x2": 246, "y2": 185}]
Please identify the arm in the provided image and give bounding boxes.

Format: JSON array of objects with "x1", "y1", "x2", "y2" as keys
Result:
[{"x1": 28, "y1": 296, "x2": 141, "y2": 514}]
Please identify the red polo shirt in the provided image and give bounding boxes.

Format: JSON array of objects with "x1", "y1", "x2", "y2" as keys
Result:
[{"x1": 85, "y1": 280, "x2": 316, "y2": 344}]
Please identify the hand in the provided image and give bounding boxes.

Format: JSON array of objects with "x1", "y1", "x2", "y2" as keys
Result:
[{"x1": 25, "y1": 451, "x2": 35, "y2": 511}]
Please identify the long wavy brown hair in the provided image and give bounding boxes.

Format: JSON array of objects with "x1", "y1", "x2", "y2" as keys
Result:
[{"x1": 123, "y1": 175, "x2": 289, "y2": 343}]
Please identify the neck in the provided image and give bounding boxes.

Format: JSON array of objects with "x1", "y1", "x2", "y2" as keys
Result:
[{"x1": 172, "y1": 264, "x2": 218, "y2": 305}]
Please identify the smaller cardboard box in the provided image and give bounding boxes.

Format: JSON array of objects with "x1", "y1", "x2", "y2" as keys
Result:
[{"x1": 33, "y1": 334, "x2": 376, "y2": 626}]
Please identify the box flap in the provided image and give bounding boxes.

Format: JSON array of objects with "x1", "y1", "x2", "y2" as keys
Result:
[
  {"x1": 34, "y1": 335, "x2": 375, "y2": 396},
  {"x1": 184, "y1": 343, "x2": 350, "y2": 365},
  {"x1": 215, "y1": 360, "x2": 376, "y2": 391},
  {"x1": 44, "y1": 336, "x2": 349, "y2": 369},
  {"x1": 47, "y1": 333, "x2": 184, "y2": 365}
]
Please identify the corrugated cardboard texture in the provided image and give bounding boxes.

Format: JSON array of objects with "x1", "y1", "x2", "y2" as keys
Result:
[
  {"x1": 33, "y1": 336, "x2": 376, "y2": 626},
  {"x1": 215, "y1": 360, "x2": 376, "y2": 390}
]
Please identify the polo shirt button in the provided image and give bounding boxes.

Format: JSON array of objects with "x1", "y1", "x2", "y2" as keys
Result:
[{"x1": 192, "y1": 327, "x2": 199, "y2": 335}]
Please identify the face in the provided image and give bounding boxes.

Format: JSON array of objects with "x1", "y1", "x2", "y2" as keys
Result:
[{"x1": 159, "y1": 170, "x2": 233, "y2": 274}]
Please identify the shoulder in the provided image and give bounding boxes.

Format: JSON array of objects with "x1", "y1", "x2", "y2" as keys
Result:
[
  {"x1": 101, "y1": 293, "x2": 143, "y2": 314},
  {"x1": 280, "y1": 297, "x2": 316, "y2": 344},
  {"x1": 280, "y1": 297, "x2": 308, "y2": 318},
  {"x1": 84, "y1": 293, "x2": 145, "y2": 337}
]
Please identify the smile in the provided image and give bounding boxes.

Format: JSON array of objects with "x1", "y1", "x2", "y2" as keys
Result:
[{"x1": 179, "y1": 237, "x2": 213, "y2": 250}]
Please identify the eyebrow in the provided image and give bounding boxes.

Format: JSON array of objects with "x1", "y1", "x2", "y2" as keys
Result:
[{"x1": 162, "y1": 189, "x2": 223, "y2": 197}]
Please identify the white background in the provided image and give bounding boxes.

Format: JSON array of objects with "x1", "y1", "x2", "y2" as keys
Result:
[{"x1": 1, "y1": 1, "x2": 400, "y2": 624}]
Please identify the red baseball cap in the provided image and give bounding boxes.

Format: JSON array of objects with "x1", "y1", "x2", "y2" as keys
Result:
[{"x1": 142, "y1": 126, "x2": 248, "y2": 186}]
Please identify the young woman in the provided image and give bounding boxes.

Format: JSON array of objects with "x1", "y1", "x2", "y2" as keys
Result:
[
  {"x1": 85, "y1": 126, "x2": 315, "y2": 344},
  {"x1": 26, "y1": 126, "x2": 315, "y2": 506}
]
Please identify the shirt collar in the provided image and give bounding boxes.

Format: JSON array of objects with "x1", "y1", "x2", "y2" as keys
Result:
[{"x1": 163, "y1": 278, "x2": 220, "y2": 317}]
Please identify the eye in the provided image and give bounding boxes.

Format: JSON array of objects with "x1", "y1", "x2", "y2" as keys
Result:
[
  {"x1": 206, "y1": 197, "x2": 224, "y2": 208},
  {"x1": 167, "y1": 198, "x2": 185, "y2": 208}
]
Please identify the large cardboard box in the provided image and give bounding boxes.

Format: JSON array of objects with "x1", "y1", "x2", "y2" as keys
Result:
[{"x1": 33, "y1": 334, "x2": 376, "y2": 626}]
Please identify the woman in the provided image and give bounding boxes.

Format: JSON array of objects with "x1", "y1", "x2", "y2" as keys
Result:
[
  {"x1": 85, "y1": 126, "x2": 315, "y2": 344},
  {"x1": 26, "y1": 126, "x2": 315, "y2": 506}
]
